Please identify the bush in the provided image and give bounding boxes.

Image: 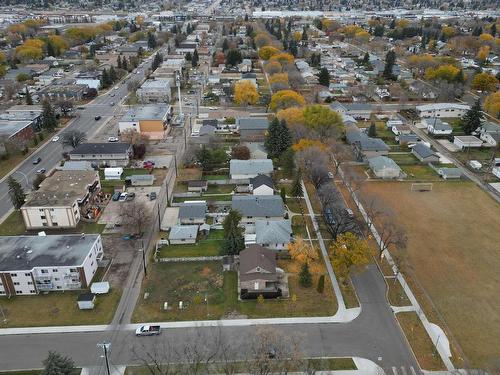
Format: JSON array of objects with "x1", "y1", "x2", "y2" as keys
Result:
[
  {"x1": 299, "y1": 262, "x2": 312, "y2": 287},
  {"x1": 317, "y1": 274, "x2": 325, "y2": 294}
]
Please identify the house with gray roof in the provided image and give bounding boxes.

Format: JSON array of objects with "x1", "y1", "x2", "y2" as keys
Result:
[
  {"x1": 437, "y1": 167, "x2": 461, "y2": 180},
  {"x1": 236, "y1": 118, "x2": 269, "y2": 141},
  {"x1": 178, "y1": 202, "x2": 207, "y2": 225},
  {"x1": 69, "y1": 143, "x2": 132, "y2": 167},
  {"x1": 232, "y1": 195, "x2": 285, "y2": 225},
  {"x1": 249, "y1": 174, "x2": 274, "y2": 195},
  {"x1": 411, "y1": 143, "x2": 440, "y2": 163},
  {"x1": 368, "y1": 156, "x2": 403, "y2": 179},
  {"x1": 168, "y1": 225, "x2": 198, "y2": 244},
  {"x1": 397, "y1": 134, "x2": 421, "y2": 146},
  {"x1": 330, "y1": 101, "x2": 373, "y2": 120},
  {"x1": 230, "y1": 159, "x2": 273, "y2": 180},
  {"x1": 0, "y1": 234, "x2": 103, "y2": 297},
  {"x1": 351, "y1": 134, "x2": 390, "y2": 161},
  {"x1": 255, "y1": 220, "x2": 292, "y2": 251},
  {"x1": 424, "y1": 118, "x2": 453, "y2": 135}
]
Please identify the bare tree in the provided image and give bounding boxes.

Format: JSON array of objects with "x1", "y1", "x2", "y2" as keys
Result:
[
  {"x1": 121, "y1": 129, "x2": 150, "y2": 145},
  {"x1": 317, "y1": 184, "x2": 358, "y2": 240},
  {"x1": 120, "y1": 200, "x2": 149, "y2": 236},
  {"x1": 62, "y1": 130, "x2": 87, "y2": 149},
  {"x1": 57, "y1": 99, "x2": 74, "y2": 116},
  {"x1": 127, "y1": 79, "x2": 141, "y2": 93},
  {"x1": 377, "y1": 217, "x2": 408, "y2": 260},
  {"x1": 297, "y1": 146, "x2": 331, "y2": 189}
]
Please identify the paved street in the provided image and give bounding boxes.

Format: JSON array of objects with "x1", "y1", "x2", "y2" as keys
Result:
[
  {"x1": 0, "y1": 266, "x2": 419, "y2": 375},
  {"x1": 0, "y1": 46, "x2": 169, "y2": 222}
]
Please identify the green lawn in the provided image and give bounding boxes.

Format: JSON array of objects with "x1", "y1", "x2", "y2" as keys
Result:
[
  {"x1": 203, "y1": 174, "x2": 229, "y2": 180},
  {"x1": 401, "y1": 165, "x2": 439, "y2": 180},
  {"x1": 173, "y1": 194, "x2": 233, "y2": 203},
  {"x1": 286, "y1": 198, "x2": 305, "y2": 214},
  {"x1": 455, "y1": 147, "x2": 495, "y2": 163},
  {"x1": 0, "y1": 288, "x2": 121, "y2": 328},
  {"x1": 158, "y1": 230, "x2": 225, "y2": 258},
  {"x1": 132, "y1": 260, "x2": 337, "y2": 322},
  {"x1": 291, "y1": 215, "x2": 315, "y2": 239},
  {"x1": 389, "y1": 153, "x2": 420, "y2": 165},
  {"x1": 205, "y1": 184, "x2": 235, "y2": 194}
]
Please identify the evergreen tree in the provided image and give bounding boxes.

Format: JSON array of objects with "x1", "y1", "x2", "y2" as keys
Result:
[
  {"x1": 221, "y1": 220, "x2": 244, "y2": 255},
  {"x1": 318, "y1": 67, "x2": 330, "y2": 86},
  {"x1": 185, "y1": 52, "x2": 192, "y2": 61},
  {"x1": 41, "y1": 99, "x2": 57, "y2": 131},
  {"x1": 222, "y1": 38, "x2": 229, "y2": 52},
  {"x1": 462, "y1": 100, "x2": 483, "y2": 135},
  {"x1": 290, "y1": 169, "x2": 304, "y2": 198},
  {"x1": 389, "y1": 18, "x2": 396, "y2": 29},
  {"x1": 7, "y1": 176, "x2": 26, "y2": 210},
  {"x1": 147, "y1": 32, "x2": 156, "y2": 49},
  {"x1": 368, "y1": 122, "x2": 377, "y2": 137},
  {"x1": 299, "y1": 262, "x2": 312, "y2": 287},
  {"x1": 383, "y1": 50, "x2": 396, "y2": 80},
  {"x1": 46, "y1": 41, "x2": 56, "y2": 57},
  {"x1": 41, "y1": 351, "x2": 75, "y2": 375},
  {"x1": 265, "y1": 118, "x2": 292, "y2": 159},
  {"x1": 491, "y1": 23, "x2": 496, "y2": 37},
  {"x1": 317, "y1": 274, "x2": 325, "y2": 293},
  {"x1": 101, "y1": 68, "x2": 109, "y2": 88},
  {"x1": 362, "y1": 52, "x2": 370, "y2": 65},
  {"x1": 117, "y1": 55, "x2": 122, "y2": 69},
  {"x1": 122, "y1": 57, "x2": 128, "y2": 71},
  {"x1": 25, "y1": 87, "x2": 33, "y2": 105},
  {"x1": 225, "y1": 49, "x2": 242, "y2": 66},
  {"x1": 192, "y1": 49, "x2": 199, "y2": 67},
  {"x1": 109, "y1": 66, "x2": 117, "y2": 82},
  {"x1": 289, "y1": 40, "x2": 298, "y2": 57}
]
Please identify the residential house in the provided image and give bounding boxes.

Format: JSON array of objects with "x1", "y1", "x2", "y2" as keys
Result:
[
  {"x1": 136, "y1": 79, "x2": 172, "y2": 103},
  {"x1": 351, "y1": 133, "x2": 390, "y2": 161},
  {"x1": 397, "y1": 134, "x2": 421, "y2": 146},
  {"x1": 21, "y1": 171, "x2": 100, "y2": 230},
  {"x1": 330, "y1": 101, "x2": 372, "y2": 120},
  {"x1": 237, "y1": 118, "x2": 269, "y2": 141},
  {"x1": 168, "y1": 225, "x2": 198, "y2": 245},
  {"x1": 453, "y1": 135, "x2": 482, "y2": 150},
  {"x1": 416, "y1": 103, "x2": 470, "y2": 118},
  {"x1": 238, "y1": 244, "x2": 284, "y2": 299},
  {"x1": 477, "y1": 122, "x2": 500, "y2": 146},
  {"x1": 391, "y1": 124, "x2": 412, "y2": 136},
  {"x1": 255, "y1": 220, "x2": 292, "y2": 251},
  {"x1": 69, "y1": 143, "x2": 132, "y2": 167},
  {"x1": 408, "y1": 80, "x2": 437, "y2": 100},
  {"x1": 187, "y1": 180, "x2": 208, "y2": 193},
  {"x1": 424, "y1": 118, "x2": 453, "y2": 136},
  {"x1": 249, "y1": 174, "x2": 274, "y2": 195},
  {"x1": 230, "y1": 159, "x2": 274, "y2": 180},
  {"x1": 118, "y1": 105, "x2": 171, "y2": 140},
  {"x1": 481, "y1": 132, "x2": 500, "y2": 147},
  {"x1": 411, "y1": 143, "x2": 440, "y2": 163},
  {"x1": 232, "y1": 195, "x2": 285, "y2": 225},
  {"x1": 0, "y1": 234, "x2": 103, "y2": 297},
  {"x1": 368, "y1": 156, "x2": 403, "y2": 179},
  {"x1": 178, "y1": 202, "x2": 207, "y2": 225},
  {"x1": 238, "y1": 59, "x2": 252, "y2": 73}
]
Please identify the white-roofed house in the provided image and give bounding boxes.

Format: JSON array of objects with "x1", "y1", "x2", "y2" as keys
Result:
[{"x1": 416, "y1": 103, "x2": 470, "y2": 118}]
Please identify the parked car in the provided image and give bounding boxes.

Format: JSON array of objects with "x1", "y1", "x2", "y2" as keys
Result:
[
  {"x1": 111, "y1": 192, "x2": 121, "y2": 201},
  {"x1": 32, "y1": 157, "x2": 42, "y2": 164},
  {"x1": 94, "y1": 115, "x2": 101, "y2": 121},
  {"x1": 108, "y1": 137, "x2": 119, "y2": 142},
  {"x1": 118, "y1": 193, "x2": 128, "y2": 202},
  {"x1": 36, "y1": 168, "x2": 46, "y2": 174},
  {"x1": 135, "y1": 325, "x2": 161, "y2": 336},
  {"x1": 126, "y1": 192, "x2": 136, "y2": 201},
  {"x1": 149, "y1": 192, "x2": 157, "y2": 201},
  {"x1": 110, "y1": 102, "x2": 115, "y2": 106},
  {"x1": 345, "y1": 208, "x2": 354, "y2": 218},
  {"x1": 52, "y1": 136, "x2": 59, "y2": 142}
]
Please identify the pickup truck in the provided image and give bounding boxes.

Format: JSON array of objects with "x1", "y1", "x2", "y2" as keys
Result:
[{"x1": 135, "y1": 325, "x2": 161, "y2": 336}]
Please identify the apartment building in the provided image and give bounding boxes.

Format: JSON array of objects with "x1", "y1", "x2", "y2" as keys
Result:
[
  {"x1": 416, "y1": 103, "x2": 470, "y2": 118},
  {"x1": 21, "y1": 170, "x2": 100, "y2": 230},
  {"x1": 118, "y1": 105, "x2": 172, "y2": 140},
  {"x1": 0, "y1": 234, "x2": 103, "y2": 297}
]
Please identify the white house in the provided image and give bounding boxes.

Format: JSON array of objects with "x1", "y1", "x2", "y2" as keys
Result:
[
  {"x1": 104, "y1": 167, "x2": 123, "y2": 180},
  {"x1": 424, "y1": 118, "x2": 453, "y2": 135},
  {"x1": 453, "y1": 135, "x2": 483, "y2": 150},
  {"x1": 230, "y1": 159, "x2": 273, "y2": 180},
  {"x1": 481, "y1": 132, "x2": 500, "y2": 147},
  {"x1": 416, "y1": 103, "x2": 470, "y2": 118},
  {"x1": 0, "y1": 234, "x2": 103, "y2": 297},
  {"x1": 249, "y1": 174, "x2": 274, "y2": 196}
]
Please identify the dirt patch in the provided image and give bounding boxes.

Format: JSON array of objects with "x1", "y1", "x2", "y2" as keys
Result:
[{"x1": 361, "y1": 181, "x2": 500, "y2": 368}]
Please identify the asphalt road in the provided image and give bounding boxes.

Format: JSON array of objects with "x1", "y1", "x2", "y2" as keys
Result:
[
  {"x1": 0, "y1": 47, "x2": 169, "y2": 221},
  {"x1": 0, "y1": 266, "x2": 419, "y2": 374}
]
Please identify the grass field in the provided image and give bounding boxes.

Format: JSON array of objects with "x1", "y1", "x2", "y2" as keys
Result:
[
  {"x1": 0, "y1": 289, "x2": 121, "y2": 327},
  {"x1": 157, "y1": 230, "x2": 225, "y2": 258},
  {"x1": 132, "y1": 260, "x2": 337, "y2": 322},
  {"x1": 361, "y1": 181, "x2": 500, "y2": 368}
]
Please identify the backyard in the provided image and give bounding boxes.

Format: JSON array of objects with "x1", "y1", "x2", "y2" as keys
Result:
[
  {"x1": 157, "y1": 230, "x2": 225, "y2": 258},
  {"x1": 132, "y1": 260, "x2": 337, "y2": 322},
  {"x1": 360, "y1": 181, "x2": 500, "y2": 368}
]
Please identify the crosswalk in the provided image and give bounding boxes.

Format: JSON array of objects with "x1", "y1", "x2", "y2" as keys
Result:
[{"x1": 385, "y1": 366, "x2": 421, "y2": 375}]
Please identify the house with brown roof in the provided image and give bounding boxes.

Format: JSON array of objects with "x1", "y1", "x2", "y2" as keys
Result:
[{"x1": 238, "y1": 245, "x2": 288, "y2": 300}]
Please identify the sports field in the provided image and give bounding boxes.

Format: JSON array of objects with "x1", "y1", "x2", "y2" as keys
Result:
[{"x1": 360, "y1": 181, "x2": 500, "y2": 368}]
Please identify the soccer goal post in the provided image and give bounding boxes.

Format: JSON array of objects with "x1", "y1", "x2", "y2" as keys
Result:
[{"x1": 411, "y1": 183, "x2": 433, "y2": 192}]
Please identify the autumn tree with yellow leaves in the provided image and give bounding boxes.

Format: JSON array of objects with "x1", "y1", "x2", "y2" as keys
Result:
[
  {"x1": 269, "y1": 90, "x2": 306, "y2": 112},
  {"x1": 234, "y1": 80, "x2": 260, "y2": 106},
  {"x1": 484, "y1": 91, "x2": 500, "y2": 118},
  {"x1": 330, "y1": 233, "x2": 372, "y2": 281},
  {"x1": 288, "y1": 237, "x2": 319, "y2": 264},
  {"x1": 472, "y1": 73, "x2": 499, "y2": 92},
  {"x1": 258, "y1": 46, "x2": 280, "y2": 60}
]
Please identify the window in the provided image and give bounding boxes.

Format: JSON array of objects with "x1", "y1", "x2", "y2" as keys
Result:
[
  {"x1": 27, "y1": 281, "x2": 33, "y2": 285},
  {"x1": 52, "y1": 269, "x2": 58, "y2": 273},
  {"x1": 0, "y1": 291, "x2": 5, "y2": 295},
  {"x1": 40, "y1": 215, "x2": 46, "y2": 220},
  {"x1": 57, "y1": 286, "x2": 62, "y2": 289},
  {"x1": 53, "y1": 222, "x2": 58, "y2": 226},
  {"x1": 30, "y1": 290, "x2": 36, "y2": 293},
  {"x1": 13, "y1": 282, "x2": 19, "y2": 286},
  {"x1": 41, "y1": 270, "x2": 48, "y2": 274},
  {"x1": 39, "y1": 209, "x2": 44, "y2": 212},
  {"x1": 17, "y1": 291, "x2": 22, "y2": 294},
  {"x1": 54, "y1": 278, "x2": 59, "y2": 281},
  {"x1": 42, "y1": 223, "x2": 48, "y2": 227},
  {"x1": 70, "y1": 268, "x2": 77, "y2": 273},
  {"x1": 10, "y1": 273, "x2": 17, "y2": 277},
  {"x1": 24, "y1": 273, "x2": 30, "y2": 277}
]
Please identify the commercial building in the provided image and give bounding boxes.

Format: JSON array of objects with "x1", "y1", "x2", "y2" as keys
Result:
[
  {"x1": 416, "y1": 103, "x2": 470, "y2": 118},
  {"x1": 137, "y1": 79, "x2": 172, "y2": 103},
  {"x1": 118, "y1": 105, "x2": 172, "y2": 140},
  {"x1": 21, "y1": 170, "x2": 101, "y2": 230},
  {"x1": 0, "y1": 234, "x2": 103, "y2": 297}
]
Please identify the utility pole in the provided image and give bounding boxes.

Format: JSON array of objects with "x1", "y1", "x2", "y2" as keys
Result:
[
  {"x1": 97, "y1": 342, "x2": 111, "y2": 375},
  {"x1": 140, "y1": 239, "x2": 147, "y2": 277},
  {"x1": 176, "y1": 71, "x2": 183, "y2": 120}
]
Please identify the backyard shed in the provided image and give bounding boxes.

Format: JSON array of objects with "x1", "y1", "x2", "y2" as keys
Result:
[
  {"x1": 125, "y1": 174, "x2": 155, "y2": 186},
  {"x1": 90, "y1": 282, "x2": 110, "y2": 294},
  {"x1": 77, "y1": 293, "x2": 96, "y2": 310}
]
